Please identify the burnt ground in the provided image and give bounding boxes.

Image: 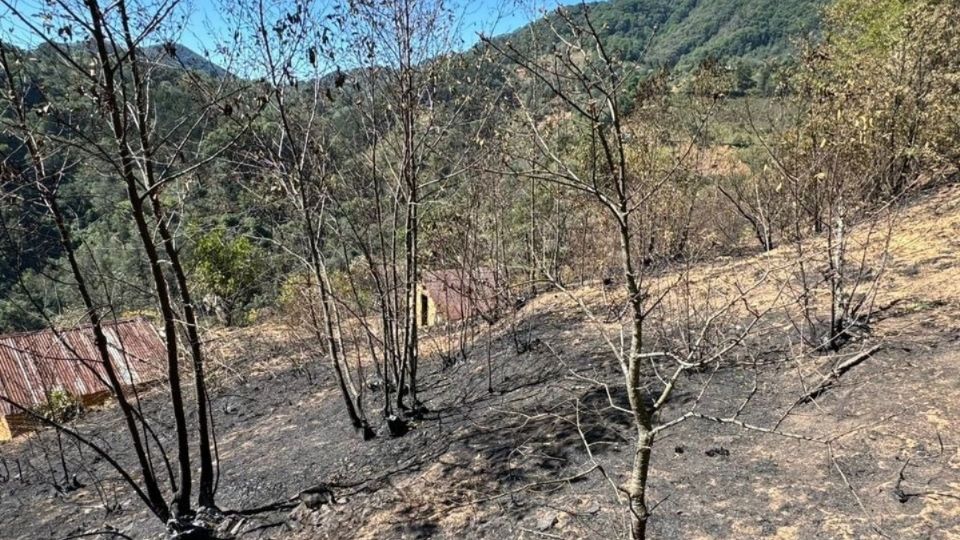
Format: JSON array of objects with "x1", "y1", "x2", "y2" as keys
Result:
[{"x1": 2, "y1": 186, "x2": 960, "y2": 540}]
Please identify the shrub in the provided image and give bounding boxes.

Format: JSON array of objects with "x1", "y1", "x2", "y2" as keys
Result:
[{"x1": 36, "y1": 389, "x2": 83, "y2": 424}]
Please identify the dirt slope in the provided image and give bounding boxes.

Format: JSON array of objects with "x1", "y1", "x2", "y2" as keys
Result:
[{"x1": 0, "y1": 183, "x2": 958, "y2": 539}]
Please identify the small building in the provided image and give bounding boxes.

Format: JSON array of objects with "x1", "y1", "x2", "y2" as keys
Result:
[
  {"x1": 417, "y1": 268, "x2": 498, "y2": 327},
  {"x1": 0, "y1": 318, "x2": 166, "y2": 441}
]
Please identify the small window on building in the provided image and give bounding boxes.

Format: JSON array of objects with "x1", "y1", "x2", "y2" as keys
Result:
[{"x1": 420, "y1": 294, "x2": 429, "y2": 326}]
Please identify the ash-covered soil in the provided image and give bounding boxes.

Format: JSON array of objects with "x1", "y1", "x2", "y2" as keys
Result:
[
  {"x1": 2, "y1": 186, "x2": 959, "y2": 540},
  {"x1": 2, "y1": 306, "x2": 958, "y2": 540}
]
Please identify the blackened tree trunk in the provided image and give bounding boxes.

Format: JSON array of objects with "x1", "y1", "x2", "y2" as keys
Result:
[
  {"x1": 0, "y1": 45, "x2": 171, "y2": 519},
  {"x1": 111, "y1": 5, "x2": 218, "y2": 508},
  {"x1": 84, "y1": 0, "x2": 193, "y2": 517}
]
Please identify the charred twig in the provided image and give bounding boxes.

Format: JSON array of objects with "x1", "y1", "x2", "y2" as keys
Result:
[
  {"x1": 892, "y1": 458, "x2": 960, "y2": 503},
  {"x1": 893, "y1": 458, "x2": 911, "y2": 503},
  {"x1": 797, "y1": 345, "x2": 882, "y2": 404},
  {"x1": 238, "y1": 520, "x2": 288, "y2": 535},
  {"x1": 448, "y1": 464, "x2": 599, "y2": 510},
  {"x1": 575, "y1": 399, "x2": 624, "y2": 504},
  {"x1": 222, "y1": 501, "x2": 298, "y2": 516},
  {"x1": 58, "y1": 531, "x2": 134, "y2": 540},
  {"x1": 829, "y1": 443, "x2": 888, "y2": 538},
  {"x1": 518, "y1": 527, "x2": 563, "y2": 539}
]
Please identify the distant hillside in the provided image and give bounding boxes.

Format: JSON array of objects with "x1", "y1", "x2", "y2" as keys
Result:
[
  {"x1": 16, "y1": 0, "x2": 823, "y2": 92},
  {"x1": 23, "y1": 41, "x2": 228, "y2": 78},
  {"x1": 142, "y1": 43, "x2": 229, "y2": 78},
  {"x1": 507, "y1": 0, "x2": 823, "y2": 79}
]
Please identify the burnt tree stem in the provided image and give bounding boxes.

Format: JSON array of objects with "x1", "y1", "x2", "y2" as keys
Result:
[
  {"x1": 113, "y1": 2, "x2": 217, "y2": 507},
  {"x1": 84, "y1": 0, "x2": 193, "y2": 517},
  {"x1": 0, "y1": 44, "x2": 171, "y2": 521}
]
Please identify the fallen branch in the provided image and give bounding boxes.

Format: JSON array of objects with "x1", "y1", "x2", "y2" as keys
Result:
[
  {"x1": 58, "y1": 531, "x2": 134, "y2": 540},
  {"x1": 222, "y1": 500, "x2": 298, "y2": 516},
  {"x1": 798, "y1": 345, "x2": 882, "y2": 404},
  {"x1": 518, "y1": 527, "x2": 563, "y2": 539},
  {"x1": 222, "y1": 478, "x2": 367, "y2": 517},
  {"x1": 893, "y1": 458, "x2": 960, "y2": 503},
  {"x1": 829, "y1": 443, "x2": 888, "y2": 538},
  {"x1": 238, "y1": 520, "x2": 288, "y2": 536},
  {"x1": 447, "y1": 464, "x2": 599, "y2": 510}
]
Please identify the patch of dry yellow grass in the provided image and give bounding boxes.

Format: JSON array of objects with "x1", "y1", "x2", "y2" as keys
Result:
[{"x1": 519, "y1": 183, "x2": 960, "y2": 348}]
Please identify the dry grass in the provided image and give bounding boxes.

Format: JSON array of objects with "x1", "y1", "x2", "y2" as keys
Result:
[
  {"x1": 518, "y1": 183, "x2": 960, "y2": 349},
  {"x1": 192, "y1": 182, "x2": 960, "y2": 540}
]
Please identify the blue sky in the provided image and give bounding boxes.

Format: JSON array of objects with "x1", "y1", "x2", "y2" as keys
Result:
[
  {"x1": 1, "y1": 0, "x2": 564, "y2": 59},
  {"x1": 175, "y1": 0, "x2": 559, "y2": 60}
]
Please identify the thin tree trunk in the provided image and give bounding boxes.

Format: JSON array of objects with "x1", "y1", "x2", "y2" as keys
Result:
[
  {"x1": 119, "y1": 10, "x2": 217, "y2": 504},
  {"x1": 619, "y1": 215, "x2": 653, "y2": 540},
  {"x1": 0, "y1": 46, "x2": 171, "y2": 520},
  {"x1": 149, "y1": 204, "x2": 217, "y2": 508},
  {"x1": 305, "y1": 224, "x2": 368, "y2": 434},
  {"x1": 48, "y1": 195, "x2": 171, "y2": 520},
  {"x1": 85, "y1": 0, "x2": 193, "y2": 516}
]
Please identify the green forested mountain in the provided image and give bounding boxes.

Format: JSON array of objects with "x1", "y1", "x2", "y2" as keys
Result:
[
  {"x1": 498, "y1": 0, "x2": 823, "y2": 90},
  {"x1": 143, "y1": 44, "x2": 230, "y2": 77},
  {"x1": 585, "y1": 0, "x2": 823, "y2": 69}
]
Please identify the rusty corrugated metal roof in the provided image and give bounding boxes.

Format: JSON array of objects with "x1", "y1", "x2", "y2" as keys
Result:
[
  {"x1": 0, "y1": 318, "x2": 166, "y2": 415},
  {"x1": 422, "y1": 268, "x2": 498, "y2": 322}
]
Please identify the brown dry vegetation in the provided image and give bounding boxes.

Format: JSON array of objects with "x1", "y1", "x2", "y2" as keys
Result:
[{"x1": 1, "y1": 183, "x2": 959, "y2": 539}]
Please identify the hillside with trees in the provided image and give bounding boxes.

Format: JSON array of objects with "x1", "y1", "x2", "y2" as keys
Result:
[
  {"x1": 0, "y1": 0, "x2": 958, "y2": 538},
  {"x1": 506, "y1": 0, "x2": 823, "y2": 90},
  {"x1": 0, "y1": 0, "x2": 823, "y2": 333}
]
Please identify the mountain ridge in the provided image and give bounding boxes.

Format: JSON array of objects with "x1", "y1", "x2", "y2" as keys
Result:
[{"x1": 495, "y1": 0, "x2": 824, "y2": 87}]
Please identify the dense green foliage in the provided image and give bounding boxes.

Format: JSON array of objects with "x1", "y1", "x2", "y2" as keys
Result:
[
  {"x1": 0, "y1": 41, "x2": 243, "y2": 330},
  {"x1": 192, "y1": 226, "x2": 265, "y2": 325},
  {"x1": 499, "y1": 0, "x2": 824, "y2": 92}
]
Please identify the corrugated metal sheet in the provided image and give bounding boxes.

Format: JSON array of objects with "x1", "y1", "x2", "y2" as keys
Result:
[
  {"x1": 422, "y1": 268, "x2": 498, "y2": 323},
  {"x1": 0, "y1": 318, "x2": 166, "y2": 415}
]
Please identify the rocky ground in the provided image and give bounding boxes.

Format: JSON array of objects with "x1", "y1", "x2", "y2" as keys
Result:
[{"x1": 1, "y1": 184, "x2": 959, "y2": 539}]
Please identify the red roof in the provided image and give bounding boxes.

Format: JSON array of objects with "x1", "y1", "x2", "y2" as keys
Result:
[
  {"x1": 0, "y1": 318, "x2": 166, "y2": 415},
  {"x1": 422, "y1": 268, "x2": 498, "y2": 322}
]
